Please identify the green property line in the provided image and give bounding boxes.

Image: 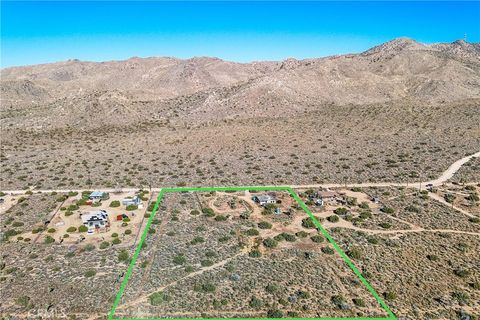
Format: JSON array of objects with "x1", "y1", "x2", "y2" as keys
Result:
[
  {"x1": 109, "y1": 186, "x2": 397, "y2": 320},
  {"x1": 115, "y1": 317, "x2": 396, "y2": 320}
]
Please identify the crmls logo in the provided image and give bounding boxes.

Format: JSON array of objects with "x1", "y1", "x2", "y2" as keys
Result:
[{"x1": 27, "y1": 307, "x2": 69, "y2": 318}]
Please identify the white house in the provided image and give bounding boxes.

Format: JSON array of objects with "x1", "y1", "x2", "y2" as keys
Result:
[
  {"x1": 81, "y1": 210, "x2": 109, "y2": 230},
  {"x1": 252, "y1": 194, "x2": 276, "y2": 206},
  {"x1": 122, "y1": 196, "x2": 142, "y2": 206}
]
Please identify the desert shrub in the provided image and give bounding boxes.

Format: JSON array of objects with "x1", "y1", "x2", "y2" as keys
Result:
[
  {"x1": 47, "y1": 228, "x2": 56, "y2": 233},
  {"x1": 322, "y1": 246, "x2": 334, "y2": 255},
  {"x1": 282, "y1": 233, "x2": 296, "y2": 242},
  {"x1": 334, "y1": 207, "x2": 348, "y2": 215},
  {"x1": 65, "y1": 210, "x2": 74, "y2": 217},
  {"x1": 149, "y1": 291, "x2": 169, "y2": 305},
  {"x1": 76, "y1": 198, "x2": 87, "y2": 206},
  {"x1": 67, "y1": 204, "x2": 79, "y2": 211},
  {"x1": 359, "y1": 202, "x2": 369, "y2": 209},
  {"x1": 112, "y1": 238, "x2": 121, "y2": 245},
  {"x1": 44, "y1": 236, "x2": 55, "y2": 244},
  {"x1": 194, "y1": 282, "x2": 216, "y2": 293},
  {"x1": 190, "y1": 209, "x2": 200, "y2": 216},
  {"x1": 246, "y1": 228, "x2": 259, "y2": 236},
  {"x1": 346, "y1": 197, "x2": 357, "y2": 206},
  {"x1": 331, "y1": 294, "x2": 345, "y2": 307},
  {"x1": 249, "y1": 296, "x2": 263, "y2": 309},
  {"x1": 148, "y1": 228, "x2": 156, "y2": 234},
  {"x1": 263, "y1": 237, "x2": 278, "y2": 248},
  {"x1": 469, "y1": 217, "x2": 480, "y2": 223},
  {"x1": 273, "y1": 233, "x2": 285, "y2": 241},
  {"x1": 367, "y1": 236, "x2": 379, "y2": 244},
  {"x1": 12, "y1": 221, "x2": 24, "y2": 227},
  {"x1": 100, "y1": 241, "x2": 110, "y2": 249},
  {"x1": 405, "y1": 205, "x2": 420, "y2": 213},
  {"x1": 249, "y1": 249, "x2": 262, "y2": 258},
  {"x1": 381, "y1": 207, "x2": 395, "y2": 214},
  {"x1": 84, "y1": 270, "x2": 96, "y2": 277},
  {"x1": 258, "y1": 221, "x2": 272, "y2": 229},
  {"x1": 66, "y1": 226, "x2": 77, "y2": 233},
  {"x1": 454, "y1": 269, "x2": 470, "y2": 278},
  {"x1": 426, "y1": 254, "x2": 438, "y2": 261},
  {"x1": 383, "y1": 291, "x2": 397, "y2": 300},
  {"x1": 327, "y1": 215, "x2": 339, "y2": 223},
  {"x1": 111, "y1": 233, "x2": 118, "y2": 237},
  {"x1": 190, "y1": 236, "x2": 205, "y2": 245},
  {"x1": 126, "y1": 204, "x2": 138, "y2": 211},
  {"x1": 452, "y1": 291, "x2": 469, "y2": 304},
  {"x1": 78, "y1": 225, "x2": 88, "y2": 232},
  {"x1": 125, "y1": 229, "x2": 132, "y2": 235},
  {"x1": 218, "y1": 235, "x2": 231, "y2": 242},
  {"x1": 146, "y1": 203, "x2": 155, "y2": 212},
  {"x1": 202, "y1": 207, "x2": 215, "y2": 217},
  {"x1": 301, "y1": 217, "x2": 316, "y2": 229},
  {"x1": 109, "y1": 200, "x2": 120, "y2": 208},
  {"x1": 215, "y1": 215, "x2": 227, "y2": 221},
  {"x1": 311, "y1": 235, "x2": 324, "y2": 243},
  {"x1": 265, "y1": 283, "x2": 278, "y2": 293},
  {"x1": 201, "y1": 259, "x2": 214, "y2": 267},
  {"x1": 467, "y1": 193, "x2": 479, "y2": 202},
  {"x1": 240, "y1": 211, "x2": 251, "y2": 219},
  {"x1": 359, "y1": 211, "x2": 372, "y2": 219},
  {"x1": 16, "y1": 295, "x2": 33, "y2": 309},
  {"x1": 347, "y1": 247, "x2": 362, "y2": 259},
  {"x1": 352, "y1": 298, "x2": 365, "y2": 307},
  {"x1": 295, "y1": 231, "x2": 308, "y2": 238},
  {"x1": 205, "y1": 251, "x2": 217, "y2": 258},
  {"x1": 379, "y1": 222, "x2": 392, "y2": 229},
  {"x1": 267, "y1": 309, "x2": 283, "y2": 318},
  {"x1": 173, "y1": 254, "x2": 186, "y2": 265},
  {"x1": 118, "y1": 250, "x2": 129, "y2": 262},
  {"x1": 84, "y1": 244, "x2": 95, "y2": 251},
  {"x1": 298, "y1": 290, "x2": 310, "y2": 299}
]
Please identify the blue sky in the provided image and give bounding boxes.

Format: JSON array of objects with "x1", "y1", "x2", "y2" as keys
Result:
[{"x1": 1, "y1": 1, "x2": 479, "y2": 67}]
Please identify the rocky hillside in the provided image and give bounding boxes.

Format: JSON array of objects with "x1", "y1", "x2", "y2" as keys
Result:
[{"x1": 1, "y1": 38, "x2": 479, "y2": 114}]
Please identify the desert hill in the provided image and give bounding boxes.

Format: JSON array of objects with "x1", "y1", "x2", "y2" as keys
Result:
[
  {"x1": 0, "y1": 37, "x2": 479, "y2": 190},
  {"x1": 1, "y1": 37, "x2": 479, "y2": 112}
]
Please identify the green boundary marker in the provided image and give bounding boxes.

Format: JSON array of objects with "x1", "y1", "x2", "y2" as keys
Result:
[{"x1": 109, "y1": 186, "x2": 397, "y2": 320}]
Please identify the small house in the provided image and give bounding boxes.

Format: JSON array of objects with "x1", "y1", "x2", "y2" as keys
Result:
[
  {"x1": 122, "y1": 196, "x2": 142, "y2": 206},
  {"x1": 89, "y1": 191, "x2": 109, "y2": 202},
  {"x1": 252, "y1": 194, "x2": 276, "y2": 206},
  {"x1": 81, "y1": 210, "x2": 109, "y2": 230},
  {"x1": 316, "y1": 191, "x2": 338, "y2": 200}
]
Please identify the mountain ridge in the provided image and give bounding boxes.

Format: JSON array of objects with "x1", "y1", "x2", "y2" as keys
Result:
[{"x1": 1, "y1": 37, "x2": 479, "y2": 114}]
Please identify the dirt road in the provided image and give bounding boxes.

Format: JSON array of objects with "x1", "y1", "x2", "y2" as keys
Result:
[{"x1": 1, "y1": 151, "x2": 479, "y2": 195}]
